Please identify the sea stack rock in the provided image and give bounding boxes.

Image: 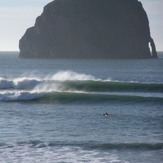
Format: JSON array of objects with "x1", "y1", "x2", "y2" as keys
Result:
[{"x1": 19, "y1": 0, "x2": 157, "y2": 58}]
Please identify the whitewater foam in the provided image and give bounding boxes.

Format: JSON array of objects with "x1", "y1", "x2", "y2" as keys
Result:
[
  {"x1": 0, "y1": 141, "x2": 162, "y2": 163},
  {"x1": 0, "y1": 143, "x2": 127, "y2": 163},
  {"x1": 0, "y1": 90, "x2": 44, "y2": 101},
  {"x1": 0, "y1": 77, "x2": 42, "y2": 90}
]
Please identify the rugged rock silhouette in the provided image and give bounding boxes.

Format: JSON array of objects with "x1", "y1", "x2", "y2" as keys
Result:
[{"x1": 19, "y1": 0, "x2": 157, "y2": 58}]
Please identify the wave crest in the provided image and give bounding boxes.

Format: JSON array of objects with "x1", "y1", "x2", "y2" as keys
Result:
[{"x1": 0, "y1": 71, "x2": 163, "y2": 102}]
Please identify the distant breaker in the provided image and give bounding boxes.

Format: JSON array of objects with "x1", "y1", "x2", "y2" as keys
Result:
[{"x1": 19, "y1": 0, "x2": 157, "y2": 59}]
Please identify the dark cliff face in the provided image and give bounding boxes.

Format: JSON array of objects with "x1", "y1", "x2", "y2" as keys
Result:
[{"x1": 19, "y1": 0, "x2": 157, "y2": 58}]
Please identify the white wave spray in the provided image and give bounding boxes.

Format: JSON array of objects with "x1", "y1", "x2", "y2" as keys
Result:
[{"x1": 0, "y1": 71, "x2": 105, "y2": 101}]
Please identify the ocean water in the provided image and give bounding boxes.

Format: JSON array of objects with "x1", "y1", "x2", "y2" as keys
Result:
[{"x1": 0, "y1": 51, "x2": 163, "y2": 163}]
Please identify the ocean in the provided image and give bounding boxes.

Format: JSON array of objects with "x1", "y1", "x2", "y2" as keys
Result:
[{"x1": 0, "y1": 51, "x2": 163, "y2": 163}]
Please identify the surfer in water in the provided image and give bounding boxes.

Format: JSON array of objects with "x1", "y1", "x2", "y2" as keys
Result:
[{"x1": 103, "y1": 112, "x2": 109, "y2": 116}]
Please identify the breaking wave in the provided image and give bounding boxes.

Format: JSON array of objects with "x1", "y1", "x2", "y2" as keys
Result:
[
  {"x1": 0, "y1": 71, "x2": 163, "y2": 92},
  {"x1": 0, "y1": 77, "x2": 42, "y2": 90},
  {"x1": 0, "y1": 71, "x2": 163, "y2": 102},
  {"x1": 0, "y1": 71, "x2": 100, "y2": 90},
  {"x1": 0, "y1": 141, "x2": 162, "y2": 163}
]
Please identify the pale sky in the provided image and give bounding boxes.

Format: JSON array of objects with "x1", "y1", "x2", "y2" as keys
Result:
[{"x1": 0, "y1": 0, "x2": 162, "y2": 51}]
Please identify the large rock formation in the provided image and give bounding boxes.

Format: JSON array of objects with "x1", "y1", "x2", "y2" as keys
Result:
[{"x1": 19, "y1": 0, "x2": 157, "y2": 58}]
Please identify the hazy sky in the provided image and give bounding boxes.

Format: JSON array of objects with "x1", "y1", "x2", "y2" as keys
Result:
[{"x1": 0, "y1": 0, "x2": 162, "y2": 51}]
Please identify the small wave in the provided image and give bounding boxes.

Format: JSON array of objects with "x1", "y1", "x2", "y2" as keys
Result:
[
  {"x1": 91, "y1": 143, "x2": 163, "y2": 150},
  {"x1": 1, "y1": 141, "x2": 163, "y2": 150},
  {"x1": 0, "y1": 141, "x2": 127, "y2": 163}
]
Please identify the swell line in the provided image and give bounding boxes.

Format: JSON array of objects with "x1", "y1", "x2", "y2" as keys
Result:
[
  {"x1": 61, "y1": 81, "x2": 163, "y2": 93},
  {"x1": 90, "y1": 143, "x2": 163, "y2": 150},
  {"x1": 1, "y1": 141, "x2": 163, "y2": 150},
  {"x1": 0, "y1": 91, "x2": 163, "y2": 102},
  {"x1": 37, "y1": 92, "x2": 163, "y2": 103}
]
